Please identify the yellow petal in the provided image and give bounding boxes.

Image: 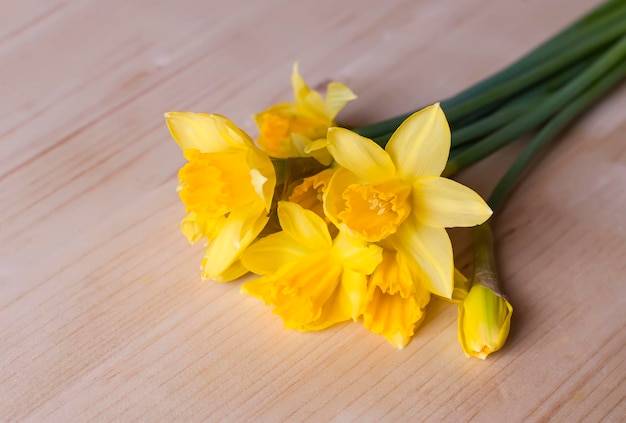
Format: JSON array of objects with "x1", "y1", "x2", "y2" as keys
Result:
[
  {"x1": 326, "y1": 128, "x2": 396, "y2": 183},
  {"x1": 303, "y1": 137, "x2": 333, "y2": 166},
  {"x1": 214, "y1": 260, "x2": 248, "y2": 282},
  {"x1": 332, "y1": 232, "x2": 383, "y2": 275},
  {"x1": 277, "y1": 201, "x2": 332, "y2": 250},
  {"x1": 165, "y1": 112, "x2": 251, "y2": 153},
  {"x1": 392, "y1": 216, "x2": 454, "y2": 298},
  {"x1": 301, "y1": 89, "x2": 327, "y2": 119},
  {"x1": 241, "y1": 232, "x2": 311, "y2": 275},
  {"x1": 386, "y1": 103, "x2": 450, "y2": 180},
  {"x1": 247, "y1": 147, "x2": 276, "y2": 212},
  {"x1": 241, "y1": 274, "x2": 276, "y2": 304},
  {"x1": 291, "y1": 62, "x2": 310, "y2": 106},
  {"x1": 340, "y1": 268, "x2": 369, "y2": 321},
  {"x1": 413, "y1": 176, "x2": 493, "y2": 228},
  {"x1": 201, "y1": 202, "x2": 268, "y2": 279},
  {"x1": 181, "y1": 212, "x2": 225, "y2": 244},
  {"x1": 304, "y1": 138, "x2": 329, "y2": 153},
  {"x1": 272, "y1": 254, "x2": 343, "y2": 329},
  {"x1": 325, "y1": 82, "x2": 357, "y2": 121},
  {"x1": 302, "y1": 269, "x2": 366, "y2": 330},
  {"x1": 323, "y1": 167, "x2": 360, "y2": 229}
]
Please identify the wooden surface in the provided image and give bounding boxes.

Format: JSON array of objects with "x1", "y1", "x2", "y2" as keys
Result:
[{"x1": 1, "y1": 0, "x2": 625, "y2": 421}]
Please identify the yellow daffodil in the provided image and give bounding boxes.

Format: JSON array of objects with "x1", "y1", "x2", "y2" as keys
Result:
[
  {"x1": 241, "y1": 201, "x2": 382, "y2": 330},
  {"x1": 324, "y1": 103, "x2": 493, "y2": 298},
  {"x1": 458, "y1": 284, "x2": 513, "y2": 359},
  {"x1": 165, "y1": 112, "x2": 276, "y2": 281},
  {"x1": 254, "y1": 63, "x2": 357, "y2": 163},
  {"x1": 362, "y1": 249, "x2": 430, "y2": 348}
]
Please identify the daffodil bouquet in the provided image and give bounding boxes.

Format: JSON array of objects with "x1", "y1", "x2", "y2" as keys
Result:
[{"x1": 165, "y1": 0, "x2": 626, "y2": 358}]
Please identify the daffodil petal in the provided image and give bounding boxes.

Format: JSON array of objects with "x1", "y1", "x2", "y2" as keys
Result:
[
  {"x1": 304, "y1": 138, "x2": 329, "y2": 153},
  {"x1": 165, "y1": 112, "x2": 251, "y2": 153},
  {"x1": 340, "y1": 268, "x2": 368, "y2": 321},
  {"x1": 290, "y1": 133, "x2": 311, "y2": 157},
  {"x1": 392, "y1": 216, "x2": 454, "y2": 298},
  {"x1": 247, "y1": 148, "x2": 276, "y2": 212},
  {"x1": 241, "y1": 274, "x2": 276, "y2": 304},
  {"x1": 327, "y1": 127, "x2": 396, "y2": 183},
  {"x1": 323, "y1": 167, "x2": 360, "y2": 229},
  {"x1": 332, "y1": 232, "x2": 383, "y2": 275},
  {"x1": 241, "y1": 232, "x2": 311, "y2": 275},
  {"x1": 302, "y1": 90, "x2": 327, "y2": 119},
  {"x1": 386, "y1": 103, "x2": 450, "y2": 180},
  {"x1": 413, "y1": 176, "x2": 493, "y2": 228},
  {"x1": 277, "y1": 201, "x2": 332, "y2": 250},
  {"x1": 291, "y1": 62, "x2": 310, "y2": 105},
  {"x1": 300, "y1": 268, "x2": 367, "y2": 330},
  {"x1": 181, "y1": 212, "x2": 225, "y2": 244},
  {"x1": 212, "y1": 114, "x2": 254, "y2": 149},
  {"x1": 325, "y1": 82, "x2": 357, "y2": 121},
  {"x1": 304, "y1": 138, "x2": 334, "y2": 166},
  {"x1": 214, "y1": 260, "x2": 248, "y2": 282},
  {"x1": 309, "y1": 148, "x2": 334, "y2": 166},
  {"x1": 202, "y1": 202, "x2": 268, "y2": 279}
]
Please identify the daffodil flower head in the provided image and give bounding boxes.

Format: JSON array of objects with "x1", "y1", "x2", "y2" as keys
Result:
[
  {"x1": 324, "y1": 103, "x2": 493, "y2": 298},
  {"x1": 457, "y1": 284, "x2": 513, "y2": 359},
  {"x1": 241, "y1": 201, "x2": 382, "y2": 330},
  {"x1": 362, "y1": 249, "x2": 431, "y2": 349},
  {"x1": 254, "y1": 63, "x2": 357, "y2": 164},
  {"x1": 165, "y1": 112, "x2": 276, "y2": 281}
]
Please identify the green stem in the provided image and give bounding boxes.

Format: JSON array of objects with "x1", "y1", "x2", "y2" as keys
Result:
[
  {"x1": 488, "y1": 56, "x2": 626, "y2": 212},
  {"x1": 370, "y1": 56, "x2": 591, "y2": 150},
  {"x1": 444, "y1": 15, "x2": 625, "y2": 123},
  {"x1": 354, "y1": 1, "x2": 626, "y2": 139},
  {"x1": 443, "y1": 35, "x2": 626, "y2": 177},
  {"x1": 471, "y1": 222, "x2": 502, "y2": 295}
]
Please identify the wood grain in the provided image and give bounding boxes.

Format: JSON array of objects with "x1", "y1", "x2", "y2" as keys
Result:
[{"x1": 1, "y1": 0, "x2": 625, "y2": 421}]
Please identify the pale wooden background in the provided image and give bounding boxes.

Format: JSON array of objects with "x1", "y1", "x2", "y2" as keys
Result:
[{"x1": 1, "y1": 0, "x2": 625, "y2": 421}]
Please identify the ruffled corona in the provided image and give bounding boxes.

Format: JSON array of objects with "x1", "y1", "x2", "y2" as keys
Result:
[{"x1": 362, "y1": 250, "x2": 430, "y2": 348}]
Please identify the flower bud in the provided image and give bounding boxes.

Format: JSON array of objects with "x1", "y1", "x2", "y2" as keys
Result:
[
  {"x1": 457, "y1": 222, "x2": 513, "y2": 359},
  {"x1": 458, "y1": 284, "x2": 512, "y2": 359}
]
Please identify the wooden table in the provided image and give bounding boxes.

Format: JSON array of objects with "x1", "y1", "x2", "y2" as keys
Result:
[{"x1": 2, "y1": 0, "x2": 625, "y2": 421}]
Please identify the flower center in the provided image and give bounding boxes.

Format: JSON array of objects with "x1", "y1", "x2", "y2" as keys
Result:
[
  {"x1": 178, "y1": 149, "x2": 257, "y2": 217},
  {"x1": 338, "y1": 179, "x2": 412, "y2": 242}
]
